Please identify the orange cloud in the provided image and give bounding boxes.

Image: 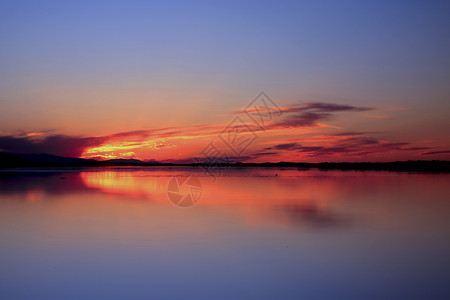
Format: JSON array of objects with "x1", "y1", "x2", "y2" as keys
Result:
[
  {"x1": 1, "y1": 102, "x2": 443, "y2": 162},
  {"x1": 26, "y1": 132, "x2": 44, "y2": 137}
]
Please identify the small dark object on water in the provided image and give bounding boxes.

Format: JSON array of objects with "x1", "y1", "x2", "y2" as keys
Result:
[
  {"x1": 60, "y1": 177, "x2": 66, "y2": 180},
  {"x1": 275, "y1": 174, "x2": 278, "y2": 176}
]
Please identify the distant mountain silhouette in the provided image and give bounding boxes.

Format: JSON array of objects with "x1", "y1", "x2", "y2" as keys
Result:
[
  {"x1": 0, "y1": 152, "x2": 45, "y2": 167},
  {"x1": 15, "y1": 153, "x2": 94, "y2": 164},
  {"x1": 0, "y1": 152, "x2": 163, "y2": 167},
  {"x1": 0, "y1": 152, "x2": 99, "y2": 167},
  {"x1": 0, "y1": 152, "x2": 449, "y2": 172}
]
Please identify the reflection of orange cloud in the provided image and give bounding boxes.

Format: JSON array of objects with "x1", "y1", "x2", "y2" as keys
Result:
[
  {"x1": 81, "y1": 171, "x2": 164, "y2": 199},
  {"x1": 26, "y1": 189, "x2": 45, "y2": 202},
  {"x1": 81, "y1": 170, "x2": 335, "y2": 208},
  {"x1": 79, "y1": 169, "x2": 358, "y2": 228}
]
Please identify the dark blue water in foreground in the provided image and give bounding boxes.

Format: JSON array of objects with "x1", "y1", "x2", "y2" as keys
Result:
[{"x1": 1, "y1": 168, "x2": 449, "y2": 299}]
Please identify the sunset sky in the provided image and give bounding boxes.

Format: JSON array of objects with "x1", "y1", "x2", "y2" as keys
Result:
[{"x1": 1, "y1": 0, "x2": 449, "y2": 162}]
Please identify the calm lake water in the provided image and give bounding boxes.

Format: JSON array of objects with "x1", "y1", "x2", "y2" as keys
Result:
[{"x1": 1, "y1": 168, "x2": 449, "y2": 299}]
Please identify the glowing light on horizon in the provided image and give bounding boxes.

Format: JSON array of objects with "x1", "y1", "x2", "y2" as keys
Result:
[
  {"x1": 80, "y1": 139, "x2": 176, "y2": 160},
  {"x1": 26, "y1": 132, "x2": 44, "y2": 137}
]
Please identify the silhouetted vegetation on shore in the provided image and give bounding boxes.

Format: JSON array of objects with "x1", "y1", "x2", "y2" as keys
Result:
[{"x1": 1, "y1": 152, "x2": 449, "y2": 172}]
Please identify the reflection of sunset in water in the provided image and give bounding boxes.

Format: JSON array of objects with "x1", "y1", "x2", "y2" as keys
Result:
[
  {"x1": 81, "y1": 171, "x2": 164, "y2": 200},
  {"x1": 79, "y1": 169, "x2": 339, "y2": 228},
  {"x1": 77, "y1": 169, "x2": 450, "y2": 229},
  {"x1": 1, "y1": 169, "x2": 450, "y2": 299},
  {"x1": 80, "y1": 169, "x2": 335, "y2": 208}
]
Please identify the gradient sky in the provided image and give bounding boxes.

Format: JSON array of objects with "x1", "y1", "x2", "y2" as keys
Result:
[{"x1": 1, "y1": 0, "x2": 449, "y2": 162}]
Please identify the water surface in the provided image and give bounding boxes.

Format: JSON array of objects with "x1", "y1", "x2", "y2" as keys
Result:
[{"x1": 1, "y1": 168, "x2": 449, "y2": 299}]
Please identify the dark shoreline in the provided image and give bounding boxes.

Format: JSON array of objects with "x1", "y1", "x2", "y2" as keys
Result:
[{"x1": 1, "y1": 153, "x2": 450, "y2": 172}]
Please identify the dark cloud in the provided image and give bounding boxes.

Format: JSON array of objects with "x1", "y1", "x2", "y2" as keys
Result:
[
  {"x1": 332, "y1": 131, "x2": 376, "y2": 136},
  {"x1": 272, "y1": 112, "x2": 332, "y2": 128},
  {"x1": 268, "y1": 102, "x2": 373, "y2": 129},
  {"x1": 252, "y1": 152, "x2": 279, "y2": 157},
  {"x1": 229, "y1": 102, "x2": 373, "y2": 130},
  {"x1": 296, "y1": 102, "x2": 371, "y2": 113},
  {"x1": 420, "y1": 150, "x2": 450, "y2": 156},
  {"x1": 345, "y1": 137, "x2": 379, "y2": 145},
  {"x1": 0, "y1": 134, "x2": 106, "y2": 157},
  {"x1": 109, "y1": 130, "x2": 150, "y2": 138},
  {"x1": 401, "y1": 147, "x2": 432, "y2": 151},
  {"x1": 254, "y1": 135, "x2": 435, "y2": 159},
  {"x1": 0, "y1": 127, "x2": 205, "y2": 158},
  {"x1": 271, "y1": 142, "x2": 298, "y2": 150}
]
